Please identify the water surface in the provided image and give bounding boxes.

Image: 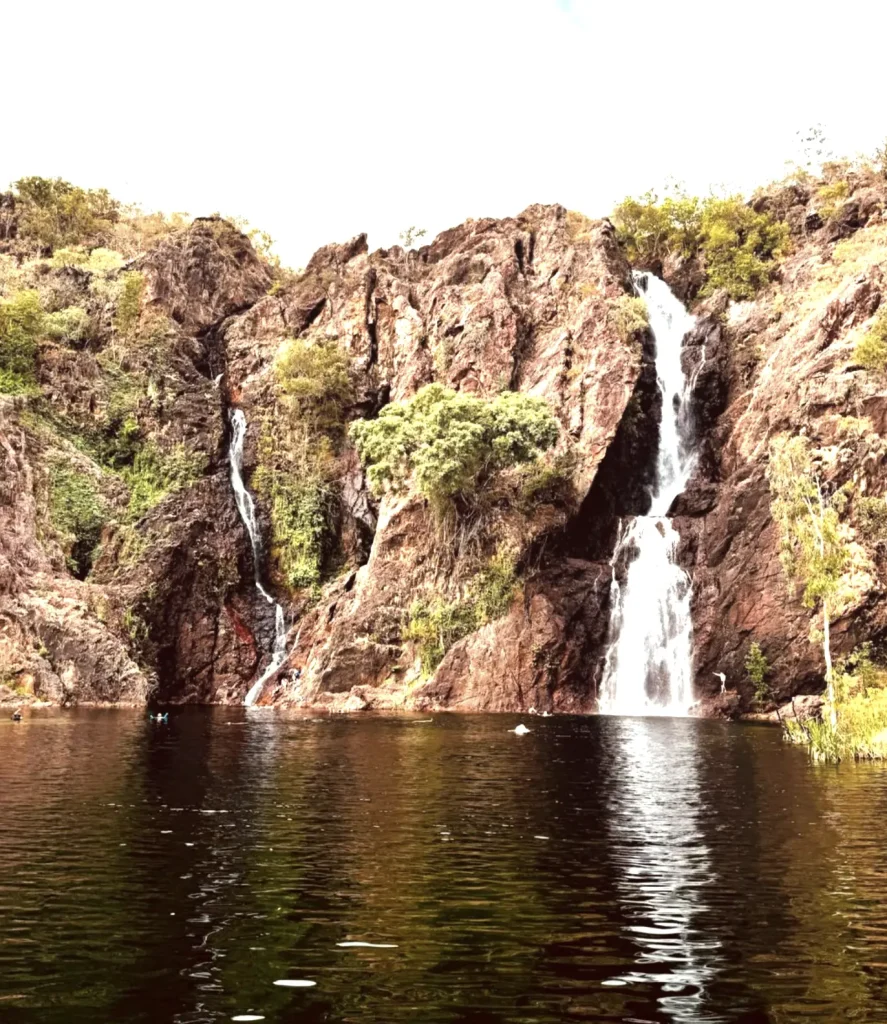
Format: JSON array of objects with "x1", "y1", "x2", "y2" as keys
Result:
[{"x1": 1, "y1": 710, "x2": 886, "y2": 1023}]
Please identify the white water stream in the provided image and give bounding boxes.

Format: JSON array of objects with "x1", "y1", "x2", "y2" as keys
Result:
[
  {"x1": 229, "y1": 409, "x2": 289, "y2": 706},
  {"x1": 599, "y1": 274, "x2": 697, "y2": 716}
]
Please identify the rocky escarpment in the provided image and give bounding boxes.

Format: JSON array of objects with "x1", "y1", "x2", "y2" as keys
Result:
[
  {"x1": 1, "y1": 203, "x2": 648, "y2": 710},
  {"x1": 668, "y1": 171, "x2": 887, "y2": 710},
  {"x1": 5, "y1": 169, "x2": 887, "y2": 715}
]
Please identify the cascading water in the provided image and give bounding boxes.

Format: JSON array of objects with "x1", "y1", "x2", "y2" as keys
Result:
[
  {"x1": 229, "y1": 409, "x2": 289, "y2": 706},
  {"x1": 600, "y1": 273, "x2": 697, "y2": 716}
]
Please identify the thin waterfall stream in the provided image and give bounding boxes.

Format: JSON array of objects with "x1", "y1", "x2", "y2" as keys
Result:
[
  {"x1": 600, "y1": 273, "x2": 697, "y2": 716},
  {"x1": 229, "y1": 408, "x2": 289, "y2": 706}
]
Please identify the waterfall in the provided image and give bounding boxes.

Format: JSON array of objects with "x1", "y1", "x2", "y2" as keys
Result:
[
  {"x1": 229, "y1": 409, "x2": 289, "y2": 706},
  {"x1": 599, "y1": 273, "x2": 697, "y2": 717}
]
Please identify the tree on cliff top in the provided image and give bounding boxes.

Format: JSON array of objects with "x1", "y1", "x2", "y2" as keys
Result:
[
  {"x1": 13, "y1": 177, "x2": 119, "y2": 250},
  {"x1": 612, "y1": 189, "x2": 788, "y2": 301},
  {"x1": 350, "y1": 383, "x2": 559, "y2": 514},
  {"x1": 767, "y1": 434, "x2": 850, "y2": 724}
]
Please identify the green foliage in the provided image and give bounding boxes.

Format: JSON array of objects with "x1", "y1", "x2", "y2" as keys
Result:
[
  {"x1": 399, "y1": 226, "x2": 427, "y2": 248},
  {"x1": 785, "y1": 645, "x2": 887, "y2": 762},
  {"x1": 471, "y1": 549, "x2": 519, "y2": 623},
  {"x1": 768, "y1": 434, "x2": 849, "y2": 612},
  {"x1": 517, "y1": 450, "x2": 576, "y2": 509},
  {"x1": 253, "y1": 413, "x2": 339, "y2": 593},
  {"x1": 612, "y1": 190, "x2": 702, "y2": 264},
  {"x1": 0, "y1": 289, "x2": 44, "y2": 393},
  {"x1": 768, "y1": 433, "x2": 852, "y2": 716},
  {"x1": 351, "y1": 384, "x2": 559, "y2": 512},
  {"x1": 699, "y1": 198, "x2": 790, "y2": 300},
  {"x1": 122, "y1": 440, "x2": 206, "y2": 521},
  {"x1": 816, "y1": 179, "x2": 850, "y2": 220},
  {"x1": 275, "y1": 338, "x2": 352, "y2": 428},
  {"x1": 114, "y1": 271, "x2": 145, "y2": 338},
  {"x1": 612, "y1": 189, "x2": 788, "y2": 300},
  {"x1": 44, "y1": 305, "x2": 91, "y2": 346},
  {"x1": 853, "y1": 308, "x2": 887, "y2": 374},
  {"x1": 404, "y1": 597, "x2": 478, "y2": 674},
  {"x1": 745, "y1": 641, "x2": 771, "y2": 706},
  {"x1": 404, "y1": 551, "x2": 519, "y2": 674},
  {"x1": 48, "y1": 464, "x2": 107, "y2": 576},
  {"x1": 856, "y1": 496, "x2": 887, "y2": 542},
  {"x1": 13, "y1": 177, "x2": 119, "y2": 250},
  {"x1": 608, "y1": 294, "x2": 649, "y2": 342}
]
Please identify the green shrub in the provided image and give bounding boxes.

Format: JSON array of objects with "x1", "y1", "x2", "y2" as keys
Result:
[
  {"x1": 517, "y1": 450, "x2": 576, "y2": 508},
  {"x1": 698, "y1": 197, "x2": 789, "y2": 300},
  {"x1": 854, "y1": 309, "x2": 887, "y2": 374},
  {"x1": 13, "y1": 177, "x2": 119, "y2": 250},
  {"x1": 0, "y1": 289, "x2": 44, "y2": 393},
  {"x1": 123, "y1": 440, "x2": 206, "y2": 521},
  {"x1": 253, "y1": 416, "x2": 339, "y2": 593},
  {"x1": 114, "y1": 271, "x2": 145, "y2": 338},
  {"x1": 856, "y1": 496, "x2": 887, "y2": 541},
  {"x1": 351, "y1": 384, "x2": 559, "y2": 511},
  {"x1": 785, "y1": 646, "x2": 887, "y2": 761},
  {"x1": 265, "y1": 473, "x2": 334, "y2": 591},
  {"x1": 612, "y1": 190, "x2": 788, "y2": 301},
  {"x1": 404, "y1": 550, "x2": 519, "y2": 674},
  {"x1": 44, "y1": 306, "x2": 91, "y2": 346},
  {"x1": 48, "y1": 465, "x2": 107, "y2": 576},
  {"x1": 275, "y1": 338, "x2": 352, "y2": 428},
  {"x1": 608, "y1": 294, "x2": 649, "y2": 342},
  {"x1": 404, "y1": 597, "x2": 479, "y2": 674},
  {"x1": 816, "y1": 179, "x2": 850, "y2": 220},
  {"x1": 745, "y1": 641, "x2": 771, "y2": 706}
]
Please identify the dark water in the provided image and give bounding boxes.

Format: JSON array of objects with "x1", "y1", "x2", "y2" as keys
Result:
[{"x1": 2, "y1": 711, "x2": 887, "y2": 1023}]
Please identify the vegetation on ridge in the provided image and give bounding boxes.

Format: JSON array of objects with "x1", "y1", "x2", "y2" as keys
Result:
[{"x1": 612, "y1": 189, "x2": 789, "y2": 300}]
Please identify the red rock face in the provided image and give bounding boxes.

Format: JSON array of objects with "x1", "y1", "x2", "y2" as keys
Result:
[
  {"x1": 669, "y1": 175, "x2": 887, "y2": 709},
  {"x1": 6, "y1": 178, "x2": 887, "y2": 714}
]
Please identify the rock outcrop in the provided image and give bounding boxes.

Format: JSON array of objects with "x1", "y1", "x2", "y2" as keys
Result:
[{"x1": 5, "y1": 172, "x2": 887, "y2": 715}]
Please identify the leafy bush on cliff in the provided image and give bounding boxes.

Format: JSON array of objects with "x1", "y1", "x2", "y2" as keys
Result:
[
  {"x1": 744, "y1": 641, "x2": 771, "y2": 707},
  {"x1": 856, "y1": 496, "x2": 887, "y2": 541},
  {"x1": 608, "y1": 294, "x2": 649, "y2": 342},
  {"x1": 114, "y1": 271, "x2": 145, "y2": 338},
  {"x1": 123, "y1": 440, "x2": 206, "y2": 521},
  {"x1": 254, "y1": 421, "x2": 338, "y2": 592},
  {"x1": 253, "y1": 340, "x2": 351, "y2": 592},
  {"x1": 275, "y1": 338, "x2": 352, "y2": 428},
  {"x1": 404, "y1": 550, "x2": 519, "y2": 674},
  {"x1": 351, "y1": 384, "x2": 559, "y2": 512},
  {"x1": 0, "y1": 289, "x2": 44, "y2": 393},
  {"x1": 612, "y1": 190, "x2": 788, "y2": 300},
  {"x1": 13, "y1": 177, "x2": 119, "y2": 250},
  {"x1": 853, "y1": 308, "x2": 887, "y2": 374},
  {"x1": 44, "y1": 305, "x2": 91, "y2": 346},
  {"x1": 48, "y1": 464, "x2": 108, "y2": 576}
]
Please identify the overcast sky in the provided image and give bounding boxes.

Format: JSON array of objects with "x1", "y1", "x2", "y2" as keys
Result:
[{"x1": 3, "y1": 0, "x2": 884, "y2": 267}]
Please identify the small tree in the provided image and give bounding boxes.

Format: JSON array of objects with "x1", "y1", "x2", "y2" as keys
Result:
[
  {"x1": 767, "y1": 434, "x2": 850, "y2": 724},
  {"x1": 399, "y1": 226, "x2": 427, "y2": 249},
  {"x1": 745, "y1": 641, "x2": 771, "y2": 707},
  {"x1": 350, "y1": 383, "x2": 559, "y2": 514}
]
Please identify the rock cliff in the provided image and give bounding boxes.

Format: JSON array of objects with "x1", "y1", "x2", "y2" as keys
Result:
[{"x1": 3, "y1": 172, "x2": 887, "y2": 714}]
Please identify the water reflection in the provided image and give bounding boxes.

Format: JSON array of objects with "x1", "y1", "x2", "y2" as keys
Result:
[
  {"x1": 605, "y1": 718, "x2": 721, "y2": 1020},
  {"x1": 3, "y1": 710, "x2": 887, "y2": 1023}
]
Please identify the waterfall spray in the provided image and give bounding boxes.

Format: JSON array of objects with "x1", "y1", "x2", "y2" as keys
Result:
[
  {"x1": 229, "y1": 409, "x2": 289, "y2": 706},
  {"x1": 599, "y1": 274, "x2": 697, "y2": 716}
]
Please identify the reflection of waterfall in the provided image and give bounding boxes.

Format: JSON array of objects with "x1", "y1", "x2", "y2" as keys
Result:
[
  {"x1": 600, "y1": 274, "x2": 697, "y2": 716},
  {"x1": 229, "y1": 409, "x2": 288, "y2": 706},
  {"x1": 606, "y1": 718, "x2": 721, "y2": 1019}
]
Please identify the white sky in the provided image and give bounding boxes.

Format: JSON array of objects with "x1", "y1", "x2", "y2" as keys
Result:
[{"x1": 2, "y1": 0, "x2": 885, "y2": 268}]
